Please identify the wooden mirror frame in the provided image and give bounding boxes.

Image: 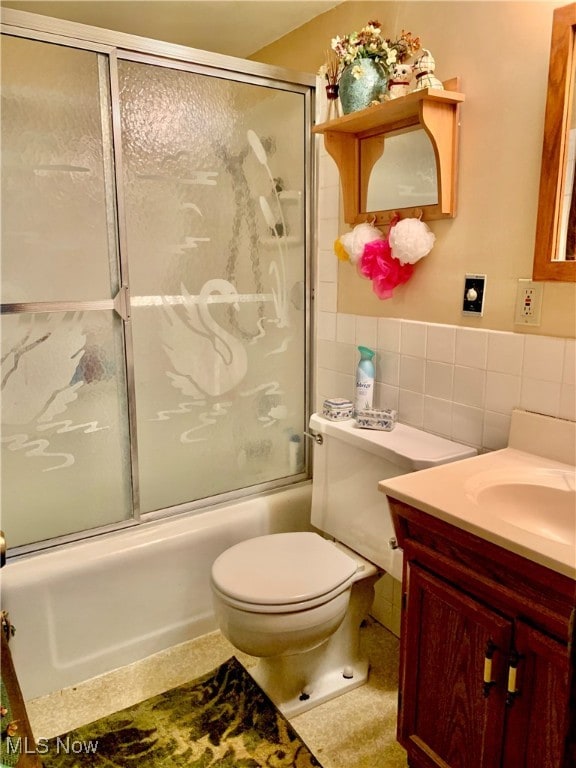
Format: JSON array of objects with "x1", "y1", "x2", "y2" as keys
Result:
[
  {"x1": 312, "y1": 79, "x2": 464, "y2": 225},
  {"x1": 533, "y1": 2, "x2": 576, "y2": 281}
]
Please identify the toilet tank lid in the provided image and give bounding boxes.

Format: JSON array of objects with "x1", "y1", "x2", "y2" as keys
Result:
[
  {"x1": 211, "y1": 532, "x2": 358, "y2": 606},
  {"x1": 309, "y1": 413, "x2": 477, "y2": 471}
]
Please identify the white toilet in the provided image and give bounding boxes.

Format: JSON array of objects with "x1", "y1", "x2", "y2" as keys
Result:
[{"x1": 211, "y1": 413, "x2": 476, "y2": 715}]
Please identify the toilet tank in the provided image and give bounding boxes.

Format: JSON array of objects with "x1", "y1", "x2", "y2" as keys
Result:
[{"x1": 309, "y1": 413, "x2": 476, "y2": 577}]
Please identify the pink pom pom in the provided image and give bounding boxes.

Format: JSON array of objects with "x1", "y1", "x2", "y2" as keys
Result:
[{"x1": 359, "y1": 239, "x2": 413, "y2": 299}]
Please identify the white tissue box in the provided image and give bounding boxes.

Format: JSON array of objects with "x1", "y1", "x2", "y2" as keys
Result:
[{"x1": 355, "y1": 408, "x2": 397, "y2": 431}]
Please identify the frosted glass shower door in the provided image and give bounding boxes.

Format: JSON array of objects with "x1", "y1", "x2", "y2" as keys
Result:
[
  {"x1": 118, "y1": 59, "x2": 308, "y2": 512},
  {"x1": 1, "y1": 36, "x2": 133, "y2": 547}
]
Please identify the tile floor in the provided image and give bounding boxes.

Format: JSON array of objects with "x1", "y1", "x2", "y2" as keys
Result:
[{"x1": 27, "y1": 617, "x2": 408, "y2": 768}]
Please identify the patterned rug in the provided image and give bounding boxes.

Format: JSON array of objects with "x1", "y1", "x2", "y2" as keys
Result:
[{"x1": 40, "y1": 657, "x2": 322, "y2": 767}]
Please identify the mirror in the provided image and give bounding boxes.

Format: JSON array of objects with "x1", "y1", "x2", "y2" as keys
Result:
[
  {"x1": 313, "y1": 77, "x2": 464, "y2": 223},
  {"x1": 560, "y1": 85, "x2": 576, "y2": 258},
  {"x1": 533, "y1": 2, "x2": 576, "y2": 281},
  {"x1": 362, "y1": 128, "x2": 438, "y2": 212}
]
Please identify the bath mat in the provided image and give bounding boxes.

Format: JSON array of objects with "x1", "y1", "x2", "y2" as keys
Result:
[{"x1": 40, "y1": 657, "x2": 323, "y2": 767}]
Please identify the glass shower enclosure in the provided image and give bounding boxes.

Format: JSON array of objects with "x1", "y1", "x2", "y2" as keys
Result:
[{"x1": 1, "y1": 12, "x2": 314, "y2": 553}]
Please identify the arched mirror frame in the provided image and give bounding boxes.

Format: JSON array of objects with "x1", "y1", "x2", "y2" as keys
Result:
[
  {"x1": 533, "y1": 2, "x2": 576, "y2": 281},
  {"x1": 312, "y1": 79, "x2": 464, "y2": 225}
]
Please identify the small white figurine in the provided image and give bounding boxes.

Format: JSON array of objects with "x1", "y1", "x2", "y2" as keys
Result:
[
  {"x1": 384, "y1": 63, "x2": 413, "y2": 100},
  {"x1": 412, "y1": 49, "x2": 444, "y2": 92}
]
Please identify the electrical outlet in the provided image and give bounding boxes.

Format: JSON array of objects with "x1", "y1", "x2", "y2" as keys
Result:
[
  {"x1": 514, "y1": 279, "x2": 543, "y2": 326},
  {"x1": 462, "y1": 274, "x2": 486, "y2": 316}
]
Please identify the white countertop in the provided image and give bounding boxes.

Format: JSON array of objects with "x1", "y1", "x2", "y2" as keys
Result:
[{"x1": 380, "y1": 446, "x2": 576, "y2": 580}]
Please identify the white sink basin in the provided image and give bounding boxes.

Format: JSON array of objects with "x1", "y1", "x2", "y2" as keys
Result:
[
  {"x1": 465, "y1": 468, "x2": 576, "y2": 546},
  {"x1": 381, "y1": 411, "x2": 576, "y2": 578}
]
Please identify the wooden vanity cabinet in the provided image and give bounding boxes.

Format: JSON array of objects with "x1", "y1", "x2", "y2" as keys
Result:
[{"x1": 388, "y1": 498, "x2": 575, "y2": 768}]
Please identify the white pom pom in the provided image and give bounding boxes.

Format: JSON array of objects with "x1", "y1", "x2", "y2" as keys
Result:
[
  {"x1": 389, "y1": 218, "x2": 435, "y2": 265},
  {"x1": 347, "y1": 222, "x2": 384, "y2": 264},
  {"x1": 339, "y1": 231, "x2": 355, "y2": 261}
]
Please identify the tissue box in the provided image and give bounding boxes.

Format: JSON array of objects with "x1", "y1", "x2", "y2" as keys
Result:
[
  {"x1": 355, "y1": 408, "x2": 397, "y2": 431},
  {"x1": 322, "y1": 398, "x2": 354, "y2": 421}
]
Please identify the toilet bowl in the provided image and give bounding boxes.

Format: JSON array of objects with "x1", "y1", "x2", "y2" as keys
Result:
[
  {"x1": 212, "y1": 531, "x2": 358, "y2": 657},
  {"x1": 211, "y1": 531, "x2": 380, "y2": 716},
  {"x1": 211, "y1": 414, "x2": 476, "y2": 716}
]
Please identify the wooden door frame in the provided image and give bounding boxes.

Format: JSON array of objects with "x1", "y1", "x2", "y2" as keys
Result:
[{"x1": 1, "y1": 620, "x2": 42, "y2": 767}]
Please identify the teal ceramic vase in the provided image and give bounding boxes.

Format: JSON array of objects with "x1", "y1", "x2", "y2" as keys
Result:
[{"x1": 338, "y1": 58, "x2": 388, "y2": 114}]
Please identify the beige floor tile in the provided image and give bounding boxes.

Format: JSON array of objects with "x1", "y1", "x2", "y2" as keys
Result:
[{"x1": 26, "y1": 618, "x2": 407, "y2": 767}]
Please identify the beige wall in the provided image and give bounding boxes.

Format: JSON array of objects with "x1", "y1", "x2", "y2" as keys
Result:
[{"x1": 253, "y1": 1, "x2": 576, "y2": 339}]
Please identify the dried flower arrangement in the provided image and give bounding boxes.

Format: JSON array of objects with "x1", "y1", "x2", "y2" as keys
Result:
[
  {"x1": 329, "y1": 21, "x2": 420, "y2": 80},
  {"x1": 318, "y1": 49, "x2": 340, "y2": 86}
]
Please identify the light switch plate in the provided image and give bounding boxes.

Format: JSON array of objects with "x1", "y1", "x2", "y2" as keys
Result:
[{"x1": 462, "y1": 274, "x2": 486, "y2": 316}]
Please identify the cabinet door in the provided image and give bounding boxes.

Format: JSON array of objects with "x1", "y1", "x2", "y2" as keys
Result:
[
  {"x1": 502, "y1": 620, "x2": 571, "y2": 768},
  {"x1": 400, "y1": 564, "x2": 512, "y2": 768}
]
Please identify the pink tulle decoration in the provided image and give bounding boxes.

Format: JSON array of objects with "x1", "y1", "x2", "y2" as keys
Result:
[{"x1": 359, "y1": 238, "x2": 414, "y2": 299}]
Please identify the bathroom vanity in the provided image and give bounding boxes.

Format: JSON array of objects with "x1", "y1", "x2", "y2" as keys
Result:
[{"x1": 380, "y1": 410, "x2": 576, "y2": 768}]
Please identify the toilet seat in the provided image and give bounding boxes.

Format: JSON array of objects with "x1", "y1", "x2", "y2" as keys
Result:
[{"x1": 211, "y1": 532, "x2": 359, "y2": 614}]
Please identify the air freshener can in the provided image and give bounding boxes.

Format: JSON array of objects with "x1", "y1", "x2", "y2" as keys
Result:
[{"x1": 355, "y1": 346, "x2": 375, "y2": 412}]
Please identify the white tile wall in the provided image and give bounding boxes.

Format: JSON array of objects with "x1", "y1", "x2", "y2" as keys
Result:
[
  {"x1": 455, "y1": 328, "x2": 488, "y2": 369},
  {"x1": 523, "y1": 335, "x2": 565, "y2": 382},
  {"x1": 316, "y1": 315, "x2": 576, "y2": 452},
  {"x1": 336, "y1": 313, "x2": 356, "y2": 344},
  {"x1": 425, "y1": 360, "x2": 453, "y2": 400},
  {"x1": 355, "y1": 315, "x2": 378, "y2": 348},
  {"x1": 314, "y1": 136, "x2": 576, "y2": 639},
  {"x1": 400, "y1": 320, "x2": 427, "y2": 357},
  {"x1": 314, "y1": 144, "x2": 576, "y2": 455},
  {"x1": 427, "y1": 324, "x2": 456, "y2": 363},
  {"x1": 486, "y1": 331, "x2": 524, "y2": 375},
  {"x1": 372, "y1": 573, "x2": 402, "y2": 637},
  {"x1": 485, "y1": 372, "x2": 521, "y2": 414},
  {"x1": 377, "y1": 318, "x2": 401, "y2": 352}
]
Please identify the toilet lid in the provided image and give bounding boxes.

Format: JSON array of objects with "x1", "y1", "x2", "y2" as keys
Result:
[{"x1": 211, "y1": 532, "x2": 358, "y2": 607}]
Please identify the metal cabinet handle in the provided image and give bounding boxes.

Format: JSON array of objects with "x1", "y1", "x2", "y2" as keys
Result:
[
  {"x1": 0, "y1": 530, "x2": 5, "y2": 568},
  {"x1": 483, "y1": 639, "x2": 498, "y2": 697}
]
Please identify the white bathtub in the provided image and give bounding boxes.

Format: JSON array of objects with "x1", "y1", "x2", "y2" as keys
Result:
[{"x1": 1, "y1": 484, "x2": 312, "y2": 701}]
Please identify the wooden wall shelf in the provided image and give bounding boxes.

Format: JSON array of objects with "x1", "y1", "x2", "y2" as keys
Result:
[{"x1": 313, "y1": 78, "x2": 465, "y2": 224}]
